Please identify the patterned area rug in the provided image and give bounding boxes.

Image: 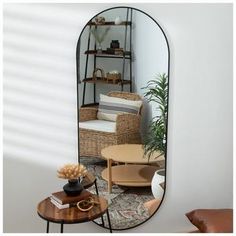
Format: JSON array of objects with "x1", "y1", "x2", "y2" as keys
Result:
[{"x1": 80, "y1": 157, "x2": 160, "y2": 230}]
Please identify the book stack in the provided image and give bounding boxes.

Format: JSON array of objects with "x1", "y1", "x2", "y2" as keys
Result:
[
  {"x1": 114, "y1": 48, "x2": 124, "y2": 55},
  {"x1": 106, "y1": 48, "x2": 124, "y2": 55},
  {"x1": 50, "y1": 190, "x2": 92, "y2": 209}
]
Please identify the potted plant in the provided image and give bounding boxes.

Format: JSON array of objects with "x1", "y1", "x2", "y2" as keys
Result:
[
  {"x1": 142, "y1": 73, "x2": 168, "y2": 160},
  {"x1": 142, "y1": 73, "x2": 168, "y2": 199}
]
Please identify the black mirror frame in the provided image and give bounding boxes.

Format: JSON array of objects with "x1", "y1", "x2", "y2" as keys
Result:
[{"x1": 76, "y1": 6, "x2": 170, "y2": 231}]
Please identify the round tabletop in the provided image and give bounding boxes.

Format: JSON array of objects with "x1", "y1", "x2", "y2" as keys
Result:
[
  {"x1": 101, "y1": 144, "x2": 164, "y2": 163},
  {"x1": 37, "y1": 195, "x2": 108, "y2": 224}
]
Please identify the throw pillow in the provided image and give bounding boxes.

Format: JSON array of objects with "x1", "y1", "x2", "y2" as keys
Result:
[
  {"x1": 185, "y1": 209, "x2": 233, "y2": 233},
  {"x1": 97, "y1": 94, "x2": 142, "y2": 122}
]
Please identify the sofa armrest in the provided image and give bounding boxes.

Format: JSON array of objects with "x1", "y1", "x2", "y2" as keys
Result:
[
  {"x1": 116, "y1": 113, "x2": 141, "y2": 134},
  {"x1": 79, "y1": 108, "x2": 98, "y2": 122}
]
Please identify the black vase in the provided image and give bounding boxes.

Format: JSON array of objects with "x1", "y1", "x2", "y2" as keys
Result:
[
  {"x1": 110, "y1": 40, "x2": 120, "y2": 49},
  {"x1": 63, "y1": 179, "x2": 84, "y2": 196}
]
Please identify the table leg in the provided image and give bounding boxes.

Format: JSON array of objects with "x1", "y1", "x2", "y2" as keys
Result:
[
  {"x1": 95, "y1": 179, "x2": 99, "y2": 195},
  {"x1": 106, "y1": 209, "x2": 112, "y2": 233},
  {"x1": 60, "y1": 223, "x2": 64, "y2": 233},
  {"x1": 95, "y1": 180, "x2": 105, "y2": 226},
  {"x1": 46, "y1": 221, "x2": 49, "y2": 233},
  {"x1": 108, "y1": 159, "x2": 112, "y2": 193}
]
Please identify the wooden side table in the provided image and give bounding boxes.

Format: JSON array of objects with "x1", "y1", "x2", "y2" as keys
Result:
[
  {"x1": 101, "y1": 144, "x2": 164, "y2": 193},
  {"x1": 37, "y1": 195, "x2": 112, "y2": 233}
]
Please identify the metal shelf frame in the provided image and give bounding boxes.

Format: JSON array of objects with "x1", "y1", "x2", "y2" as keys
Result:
[{"x1": 78, "y1": 8, "x2": 133, "y2": 106}]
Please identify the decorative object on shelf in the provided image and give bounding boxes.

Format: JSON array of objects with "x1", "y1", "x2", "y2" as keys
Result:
[
  {"x1": 106, "y1": 70, "x2": 121, "y2": 83},
  {"x1": 90, "y1": 27, "x2": 110, "y2": 53},
  {"x1": 114, "y1": 48, "x2": 124, "y2": 55},
  {"x1": 93, "y1": 68, "x2": 105, "y2": 81},
  {"x1": 57, "y1": 163, "x2": 87, "y2": 179},
  {"x1": 77, "y1": 196, "x2": 100, "y2": 212},
  {"x1": 151, "y1": 169, "x2": 165, "y2": 199},
  {"x1": 110, "y1": 40, "x2": 120, "y2": 49},
  {"x1": 63, "y1": 179, "x2": 84, "y2": 196},
  {"x1": 57, "y1": 163, "x2": 87, "y2": 196},
  {"x1": 106, "y1": 47, "x2": 124, "y2": 55},
  {"x1": 51, "y1": 190, "x2": 92, "y2": 205},
  {"x1": 95, "y1": 16, "x2": 105, "y2": 25},
  {"x1": 142, "y1": 73, "x2": 168, "y2": 160},
  {"x1": 114, "y1": 16, "x2": 122, "y2": 25}
]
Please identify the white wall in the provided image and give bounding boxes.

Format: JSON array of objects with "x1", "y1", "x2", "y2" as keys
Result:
[
  {"x1": 3, "y1": 3, "x2": 233, "y2": 233},
  {"x1": 132, "y1": 10, "x2": 168, "y2": 136}
]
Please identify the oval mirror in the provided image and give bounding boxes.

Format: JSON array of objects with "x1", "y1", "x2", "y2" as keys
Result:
[{"x1": 76, "y1": 6, "x2": 169, "y2": 230}]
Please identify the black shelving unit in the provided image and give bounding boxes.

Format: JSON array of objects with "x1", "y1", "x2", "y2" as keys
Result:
[{"x1": 79, "y1": 8, "x2": 133, "y2": 107}]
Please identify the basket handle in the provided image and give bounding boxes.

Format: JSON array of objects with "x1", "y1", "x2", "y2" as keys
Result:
[{"x1": 93, "y1": 68, "x2": 105, "y2": 80}]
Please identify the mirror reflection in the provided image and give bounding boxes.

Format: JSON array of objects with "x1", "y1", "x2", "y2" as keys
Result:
[{"x1": 77, "y1": 7, "x2": 169, "y2": 230}]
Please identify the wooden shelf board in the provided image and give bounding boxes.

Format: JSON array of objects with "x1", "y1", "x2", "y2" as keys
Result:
[
  {"x1": 101, "y1": 165, "x2": 159, "y2": 187},
  {"x1": 85, "y1": 50, "x2": 131, "y2": 58},
  {"x1": 87, "y1": 21, "x2": 131, "y2": 26},
  {"x1": 83, "y1": 77, "x2": 131, "y2": 85}
]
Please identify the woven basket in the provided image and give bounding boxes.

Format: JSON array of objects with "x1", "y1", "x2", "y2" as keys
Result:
[{"x1": 106, "y1": 72, "x2": 121, "y2": 84}]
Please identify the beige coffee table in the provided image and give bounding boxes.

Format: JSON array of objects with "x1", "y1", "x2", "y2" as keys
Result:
[{"x1": 101, "y1": 144, "x2": 164, "y2": 193}]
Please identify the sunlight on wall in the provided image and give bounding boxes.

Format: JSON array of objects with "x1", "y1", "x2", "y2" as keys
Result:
[{"x1": 3, "y1": 4, "x2": 89, "y2": 167}]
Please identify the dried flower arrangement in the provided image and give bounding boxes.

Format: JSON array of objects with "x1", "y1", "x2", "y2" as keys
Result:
[{"x1": 57, "y1": 164, "x2": 87, "y2": 180}]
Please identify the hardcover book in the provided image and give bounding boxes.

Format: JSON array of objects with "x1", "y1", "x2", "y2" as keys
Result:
[
  {"x1": 51, "y1": 190, "x2": 92, "y2": 205},
  {"x1": 50, "y1": 197, "x2": 70, "y2": 209}
]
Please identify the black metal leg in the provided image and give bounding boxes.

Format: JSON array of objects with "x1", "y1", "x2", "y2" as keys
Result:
[
  {"x1": 60, "y1": 223, "x2": 64, "y2": 233},
  {"x1": 46, "y1": 221, "x2": 49, "y2": 233},
  {"x1": 94, "y1": 179, "x2": 99, "y2": 195},
  {"x1": 106, "y1": 209, "x2": 112, "y2": 233},
  {"x1": 95, "y1": 179, "x2": 105, "y2": 227},
  {"x1": 82, "y1": 82, "x2": 86, "y2": 106}
]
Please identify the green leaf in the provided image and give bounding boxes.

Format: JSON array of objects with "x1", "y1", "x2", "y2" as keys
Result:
[{"x1": 142, "y1": 73, "x2": 168, "y2": 161}]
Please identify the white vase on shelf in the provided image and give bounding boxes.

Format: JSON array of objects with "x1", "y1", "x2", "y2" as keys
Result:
[
  {"x1": 151, "y1": 169, "x2": 165, "y2": 199},
  {"x1": 114, "y1": 16, "x2": 122, "y2": 25}
]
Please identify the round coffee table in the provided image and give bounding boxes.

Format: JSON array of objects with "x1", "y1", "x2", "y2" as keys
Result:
[
  {"x1": 101, "y1": 144, "x2": 164, "y2": 193},
  {"x1": 37, "y1": 194, "x2": 112, "y2": 233}
]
